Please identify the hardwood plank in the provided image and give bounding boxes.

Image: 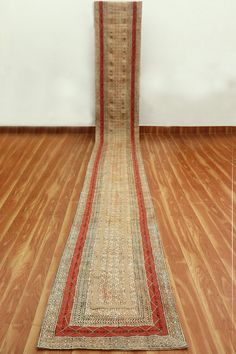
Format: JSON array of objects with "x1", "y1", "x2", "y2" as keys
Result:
[
  {"x1": 157, "y1": 135, "x2": 233, "y2": 320},
  {"x1": 0, "y1": 136, "x2": 94, "y2": 353},
  {"x1": 165, "y1": 135, "x2": 233, "y2": 271},
  {"x1": 0, "y1": 132, "x2": 234, "y2": 354},
  {"x1": 0, "y1": 133, "x2": 25, "y2": 166},
  {"x1": 141, "y1": 135, "x2": 232, "y2": 353},
  {"x1": 0, "y1": 134, "x2": 45, "y2": 202},
  {"x1": 22, "y1": 137, "x2": 94, "y2": 354},
  {"x1": 141, "y1": 137, "x2": 218, "y2": 354}
]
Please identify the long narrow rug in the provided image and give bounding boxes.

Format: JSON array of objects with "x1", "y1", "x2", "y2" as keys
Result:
[{"x1": 38, "y1": 1, "x2": 187, "y2": 350}]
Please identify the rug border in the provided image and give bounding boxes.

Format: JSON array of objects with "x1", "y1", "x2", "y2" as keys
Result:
[{"x1": 37, "y1": 1, "x2": 188, "y2": 350}]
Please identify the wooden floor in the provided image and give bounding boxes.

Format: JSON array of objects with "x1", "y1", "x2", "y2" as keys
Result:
[{"x1": 0, "y1": 132, "x2": 235, "y2": 354}]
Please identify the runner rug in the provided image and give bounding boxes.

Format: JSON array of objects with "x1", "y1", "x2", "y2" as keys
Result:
[{"x1": 38, "y1": 1, "x2": 187, "y2": 350}]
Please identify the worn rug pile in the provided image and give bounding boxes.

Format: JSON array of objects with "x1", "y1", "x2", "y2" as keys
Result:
[{"x1": 38, "y1": 1, "x2": 187, "y2": 350}]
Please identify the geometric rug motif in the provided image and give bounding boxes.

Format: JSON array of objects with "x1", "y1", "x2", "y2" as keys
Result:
[{"x1": 38, "y1": 1, "x2": 187, "y2": 350}]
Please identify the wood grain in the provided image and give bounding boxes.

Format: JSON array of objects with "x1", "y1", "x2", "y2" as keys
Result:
[{"x1": 0, "y1": 132, "x2": 235, "y2": 354}]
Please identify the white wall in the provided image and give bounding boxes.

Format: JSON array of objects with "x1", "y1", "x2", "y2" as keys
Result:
[{"x1": 0, "y1": 0, "x2": 236, "y2": 126}]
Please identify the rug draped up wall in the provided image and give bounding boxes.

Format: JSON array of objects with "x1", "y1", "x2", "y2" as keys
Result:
[{"x1": 38, "y1": 1, "x2": 187, "y2": 350}]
